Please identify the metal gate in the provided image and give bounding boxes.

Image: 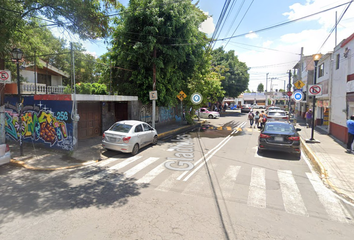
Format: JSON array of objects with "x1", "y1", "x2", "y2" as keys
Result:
[{"x1": 78, "y1": 102, "x2": 102, "y2": 139}]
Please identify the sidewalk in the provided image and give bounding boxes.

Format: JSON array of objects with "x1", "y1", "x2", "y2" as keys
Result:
[
  {"x1": 295, "y1": 116, "x2": 354, "y2": 204},
  {"x1": 9, "y1": 120, "x2": 202, "y2": 171}
]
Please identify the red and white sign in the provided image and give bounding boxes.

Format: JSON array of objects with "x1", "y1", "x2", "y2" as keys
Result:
[
  {"x1": 286, "y1": 91, "x2": 292, "y2": 97},
  {"x1": 0, "y1": 70, "x2": 11, "y2": 83},
  {"x1": 308, "y1": 84, "x2": 322, "y2": 96}
]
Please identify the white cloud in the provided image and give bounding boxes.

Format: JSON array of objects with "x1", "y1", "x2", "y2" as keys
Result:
[
  {"x1": 245, "y1": 31, "x2": 258, "y2": 39},
  {"x1": 263, "y1": 40, "x2": 273, "y2": 48},
  {"x1": 199, "y1": 12, "x2": 215, "y2": 35}
]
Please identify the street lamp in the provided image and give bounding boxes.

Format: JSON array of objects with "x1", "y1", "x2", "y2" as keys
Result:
[
  {"x1": 11, "y1": 48, "x2": 24, "y2": 156},
  {"x1": 307, "y1": 53, "x2": 322, "y2": 143}
]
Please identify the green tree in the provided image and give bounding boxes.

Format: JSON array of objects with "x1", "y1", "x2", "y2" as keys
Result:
[
  {"x1": 211, "y1": 47, "x2": 249, "y2": 98},
  {"x1": 257, "y1": 83, "x2": 264, "y2": 92},
  {"x1": 0, "y1": 0, "x2": 118, "y2": 68},
  {"x1": 110, "y1": 0, "x2": 209, "y2": 106}
]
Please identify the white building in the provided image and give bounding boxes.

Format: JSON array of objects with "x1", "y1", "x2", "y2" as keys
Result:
[{"x1": 330, "y1": 32, "x2": 354, "y2": 143}]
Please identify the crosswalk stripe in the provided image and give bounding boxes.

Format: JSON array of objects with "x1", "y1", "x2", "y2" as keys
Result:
[
  {"x1": 124, "y1": 157, "x2": 160, "y2": 178},
  {"x1": 220, "y1": 166, "x2": 241, "y2": 199},
  {"x1": 97, "y1": 157, "x2": 121, "y2": 167},
  {"x1": 155, "y1": 171, "x2": 182, "y2": 192},
  {"x1": 108, "y1": 156, "x2": 142, "y2": 170},
  {"x1": 306, "y1": 172, "x2": 352, "y2": 223},
  {"x1": 278, "y1": 170, "x2": 308, "y2": 216},
  {"x1": 136, "y1": 164, "x2": 166, "y2": 184},
  {"x1": 248, "y1": 167, "x2": 266, "y2": 208},
  {"x1": 182, "y1": 174, "x2": 207, "y2": 196}
]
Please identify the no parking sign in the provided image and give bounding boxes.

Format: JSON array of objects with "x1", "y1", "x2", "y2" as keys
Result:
[{"x1": 0, "y1": 70, "x2": 11, "y2": 83}]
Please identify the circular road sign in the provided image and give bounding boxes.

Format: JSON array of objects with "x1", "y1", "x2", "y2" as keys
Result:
[
  {"x1": 293, "y1": 91, "x2": 303, "y2": 101},
  {"x1": 191, "y1": 93, "x2": 202, "y2": 105},
  {"x1": 0, "y1": 71, "x2": 9, "y2": 81}
]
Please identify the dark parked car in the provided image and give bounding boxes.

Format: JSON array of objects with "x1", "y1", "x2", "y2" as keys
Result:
[
  {"x1": 241, "y1": 104, "x2": 252, "y2": 113},
  {"x1": 258, "y1": 121, "x2": 301, "y2": 158}
]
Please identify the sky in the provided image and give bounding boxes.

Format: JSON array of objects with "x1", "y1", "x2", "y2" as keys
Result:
[{"x1": 64, "y1": 0, "x2": 354, "y2": 93}]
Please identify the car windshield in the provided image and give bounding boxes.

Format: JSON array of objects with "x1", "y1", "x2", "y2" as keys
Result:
[
  {"x1": 268, "y1": 111, "x2": 286, "y2": 116},
  {"x1": 265, "y1": 123, "x2": 294, "y2": 132},
  {"x1": 109, "y1": 123, "x2": 133, "y2": 133}
]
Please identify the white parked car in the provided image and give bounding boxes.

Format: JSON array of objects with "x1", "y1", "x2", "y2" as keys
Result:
[
  {"x1": 196, "y1": 108, "x2": 220, "y2": 119},
  {"x1": 0, "y1": 144, "x2": 11, "y2": 166},
  {"x1": 102, "y1": 120, "x2": 158, "y2": 155}
]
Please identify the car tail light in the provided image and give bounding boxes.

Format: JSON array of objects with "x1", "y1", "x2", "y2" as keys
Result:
[
  {"x1": 288, "y1": 136, "x2": 300, "y2": 141},
  {"x1": 102, "y1": 133, "x2": 105, "y2": 139},
  {"x1": 282, "y1": 117, "x2": 288, "y2": 120},
  {"x1": 123, "y1": 136, "x2": 131, "y2": 143},
  {"x1": 5, "y1": 144, "x2": 9, "y2": 152},
  {"x1": 260, "y1": 133, "x2": 271, "y2": 139}
]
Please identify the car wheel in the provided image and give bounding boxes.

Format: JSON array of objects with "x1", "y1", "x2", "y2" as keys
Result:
[
  {"x1": 208, "y1": 114, "x2": 214, "y2": 119},
  {"x1": 132, "y1": 144, "x2": 139, "y2": 156},
  {"x1": 152, "y1": 135, "x2": 158, "y2": 145}
]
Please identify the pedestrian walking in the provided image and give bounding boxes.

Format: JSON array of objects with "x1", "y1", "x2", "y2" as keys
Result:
[
  {"x1": 248, "y1": 110, "x2": 255, "y2": 128},
  {"x1": 346, "y1": 115, "x2": 354, "y2": 153},
  {"x1": 254, "y1": 111, "x2": 260, "y2": 128},
  {"x1": 259, "y1": 110, "x2": 267, "y2": 129},
  {"x1": 305, "y1": 109, "x2": 313, "y2": 128}
]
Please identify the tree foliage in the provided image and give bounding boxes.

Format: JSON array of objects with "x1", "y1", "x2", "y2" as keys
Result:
[
  {"x1": 257, "y1": 83, "x2": 264, "y2": 92},
  {"x1": 0, "y1": 0, "x2": 117, "y2": 62},
  {"x1": 211, "y1": 47, "x2": 249, "y2": 98},
  {"x1": 110, "y1": 0, "x2": 210, "y2": 106}
]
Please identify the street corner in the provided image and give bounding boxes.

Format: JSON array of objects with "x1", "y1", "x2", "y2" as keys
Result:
[{"x1": 10, "y1": 154, "x2": 98, "y2": 171}]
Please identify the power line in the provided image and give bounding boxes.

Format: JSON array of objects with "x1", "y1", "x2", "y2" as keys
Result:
[
  {"x1": 316, "y1": 0, "x2": 353, "y2": 53},
  {"x1": 215, "y1": 1, "x2": 352, "y2": 42}
]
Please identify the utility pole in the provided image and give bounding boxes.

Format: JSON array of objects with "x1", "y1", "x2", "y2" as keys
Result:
[
  {"x1": 152, "y1": 47, "x2": 156, "y2": 128},
  {"x1": 266, "y1": 73, "x2": 269, "y2": 107},
  {"x1": 288, "y1": 70, "x2": 292, "y2": 119}
]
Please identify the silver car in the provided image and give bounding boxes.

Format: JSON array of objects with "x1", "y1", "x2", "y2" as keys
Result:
[
  {"x1": 266, "y1": 110, "x2": 289, "y2": 122},
  {"x1": 102, "y1": 120, "x2": 158, "y2": 155}
]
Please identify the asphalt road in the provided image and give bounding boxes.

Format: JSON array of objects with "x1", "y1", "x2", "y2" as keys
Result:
[{"x1": 1, "y1": 112, "x2": 353, "y2": 240}]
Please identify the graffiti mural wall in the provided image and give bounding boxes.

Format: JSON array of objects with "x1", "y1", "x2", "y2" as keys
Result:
[{"x1": 4, "y1": 96, "x2": 74, "y2": 150}]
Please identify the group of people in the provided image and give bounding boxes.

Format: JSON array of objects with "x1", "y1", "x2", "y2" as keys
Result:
[{"x1": 248, "y1": 110, "x2": 267, "y2": 129}]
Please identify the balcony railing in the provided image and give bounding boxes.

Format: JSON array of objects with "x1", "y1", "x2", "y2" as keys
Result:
[{"x1": 21, "y1": 83, "x2": 66, "y2": 94}]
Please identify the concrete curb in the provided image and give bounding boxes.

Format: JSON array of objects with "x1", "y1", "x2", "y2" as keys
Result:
[
  {"x1": 157, "y1": 121, "x2": 204, "y2": 138},
  {"x1": 10, "y1": 159, "x2": 98, "y2": 171},
  {"x1": 300, "y1": 137, "x2": 354, "y2": 203}
]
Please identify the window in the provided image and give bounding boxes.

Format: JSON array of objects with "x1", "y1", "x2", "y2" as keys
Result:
[
  {"x1": 336, "y1": 54, "x2": 340, "y2": 70},
  {"x1": 135, "y1": 124, "x2": 143, "y2": 133},
  {"x1": 318, "y1": 63, "x2": 324, "y2": 78}
]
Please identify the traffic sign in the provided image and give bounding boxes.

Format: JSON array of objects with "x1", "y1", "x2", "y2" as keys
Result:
[
  {"x1": 308, "y1": 84, "x2": 322, "y2": 96},
  {"x1": 286, "y1": 91, "x2": 292, "y2": 97},
  {"x1": 293, "y1": 91, "x2": 303, "y2": 101},
  {"x1": 191, "y1": 93, "x2": 202, "y2": 105},
  {"x1": 177, "y1": 90, "x2": 187, "y2": 101},
  {"x1": 149, "y1": 91, "x2": 158, "y2": 100},
  {"x1": 0, "y1": 70, "x2": 11, "y2": 83},
  {"x1": 294, "y1": 80, "x2": 305, "y2": 89}
]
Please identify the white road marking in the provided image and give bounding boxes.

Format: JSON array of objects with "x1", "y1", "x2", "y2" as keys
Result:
[
  {"x1": 176, "y1": 121, "x2": 246, "y2": 181},
  {"x1": 136, "y1": 163, "x2": 166, "y2": 184},
  {"x1": 155, "y1": 171, "x2": 182, "y2": 192},
  {"x1": 181, "y1": 122, "x2": 247, "y2": 182},
  {"x1": 306, "y1": 172, "x2": 352, "y2": 223},
  {"x1": 182, "y1": 174, "x2": 207, "y2": 196},
  {"x1": 108, "y1": 156, "x2": 142, "y2": 170},
  {"x1": 97, "y1": 157, "x2": 121, "y2": 167},
  {"x1": 248, "y1": 167, "x2": 266, "y2": 208},
  {"x1": 124, "y1": 157, "x2": 159, "y2": 178},
  {"x1": 278, "y1": 170, "x2": 308, "y2": 216},
  {"x1": 220, "y1": 165, "x2": 241, "y2": 199}
]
